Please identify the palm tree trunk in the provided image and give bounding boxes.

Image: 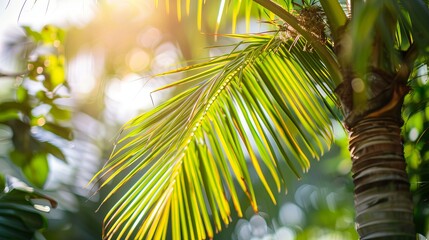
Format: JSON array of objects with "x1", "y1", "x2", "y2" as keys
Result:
[{"x1": 348, "y1": 117, "x2": 415, "y2": 239}]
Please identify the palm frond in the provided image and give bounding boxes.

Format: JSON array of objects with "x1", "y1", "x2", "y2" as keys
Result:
[
  {"x1": 347, "y1": 0, "x2": 429, "y2": 75},
  {"x1": 253, "y1": 0, "x2": 342, "y2": 85},
  {"x1": 319, "y1": 0, "x2": 348, "y2": 41},
  {"x1": 154, "y1": 0, "x2": 343, "y2": 85},
  {"x1": 92, "y1": 30, "x2": 337, "y2": 240},
  {"x1": 156, "y1": 0, "x2": 252, "y2": 32}
]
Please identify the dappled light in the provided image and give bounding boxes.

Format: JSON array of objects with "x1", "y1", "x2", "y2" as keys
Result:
[
  {"x1": 279, "y1": 202, "x2": 304, "y2": 226},
  {"x1": 1, "y1": 0, "x2": 429, "y2": 240}
]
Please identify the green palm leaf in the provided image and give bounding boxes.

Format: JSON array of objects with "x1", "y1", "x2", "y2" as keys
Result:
[
  {"x1": 155, "y1": 0, "x2": 292, "y2": 33},
  {"x1": 92, "y1": 28, "x2": 338, "y2": 239},
  {"x1": 91, "y1": 1, "x2": 429, "y2": 239}
]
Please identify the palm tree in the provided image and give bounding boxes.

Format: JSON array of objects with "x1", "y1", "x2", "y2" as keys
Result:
[{"x1": 92, "y1": 0, "x2": 429, "y2": 239}]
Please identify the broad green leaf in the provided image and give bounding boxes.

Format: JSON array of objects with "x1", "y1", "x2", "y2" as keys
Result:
[
  {"x1": 0, "y1": 175, "x2": 57, "y2": 240},
  {"x1": 23, "y1": 26, "x2": 42, "y2": 42},
  {"x1": 49, "y1": 105, "x2": 71, "y2": 121},
  {"x1": 9, "y1": 150, "x2": 28, "y2": 168},
  {"x1": 42, "y1": 142, "x2": 67, "y2": 162},
  {"x1": 16, "y1": 86, "x2": 29, "y2": 103},
  {"x1": 41, "y1": 122, "x2": 73, "y2": 140},
  {"x1": 0, "y1": 110, "x2": 19, "y2": 122},
  {"x1": 0, "y1": 205, "x2": 45, "y2": 231},
  {"x1": 0, "y1": 101, "x2": 28, "y2": 114},
  {"x1": 22, "y1": 154, "x2": 49, "y2": 188},
  {"x1": 45, "y1": 55, "x2": 66, "y2": 90}
]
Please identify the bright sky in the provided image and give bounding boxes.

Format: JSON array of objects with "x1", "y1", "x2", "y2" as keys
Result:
[
  {"x1": 0, "y1": 0, "x2": 96, "y2": 27},
  {"x1": 0, "y1": 0, "x2": 176, "y2": 122},
  {"x1": 0, "y1": 0, "x2": 96, "y2": 60},
  {"x1": 0, "y1": 0, "x2": 95, "y2": 67}
]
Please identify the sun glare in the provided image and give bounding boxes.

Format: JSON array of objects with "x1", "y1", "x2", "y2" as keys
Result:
[
  {"x1": 0, "y1": 0, "x2": 186, "y2": 120},
  {"x1": 0, "y1": 0, "x2": 96, "y2": 29}
]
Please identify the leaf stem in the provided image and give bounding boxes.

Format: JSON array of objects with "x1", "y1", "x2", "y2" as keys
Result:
[{"x1": 253, "y1": 0, "x2": 343, "y2": 86}]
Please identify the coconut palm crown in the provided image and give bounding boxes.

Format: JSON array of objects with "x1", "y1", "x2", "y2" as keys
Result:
[{"x1": 92, "y1": 0, "x2": 429, "y2": 239}]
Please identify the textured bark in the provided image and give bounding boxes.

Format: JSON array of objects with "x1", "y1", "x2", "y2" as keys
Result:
[{"x1": 348, "y1": 117, "x2": 415, "y2": 239}]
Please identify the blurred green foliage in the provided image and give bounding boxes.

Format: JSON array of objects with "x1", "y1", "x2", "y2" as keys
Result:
[
  {"x1": 0, "y1": 24, "x2": 75, "y2": 239},
  {"x1": 1, "y1": 2, "x2": 428, "y2": 239},
  {"x1": 0, "y1": 25, "x2": 71, "y2": 188},
  {"x1": 404, "y1": 66, "x2": 429, "y2": 236},
  {"x1": 0, "y1": 175, "x2": 57, "y2": 240}
]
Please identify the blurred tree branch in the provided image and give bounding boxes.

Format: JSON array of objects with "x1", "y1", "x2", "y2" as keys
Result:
[{"x1": 0, "y1": 71, "x2": 28, "y2": 78}]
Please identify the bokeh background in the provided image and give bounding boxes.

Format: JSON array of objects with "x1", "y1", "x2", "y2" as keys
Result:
[{"x1": 0, "y1": 1, "x2": 427, "y2": 239}]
